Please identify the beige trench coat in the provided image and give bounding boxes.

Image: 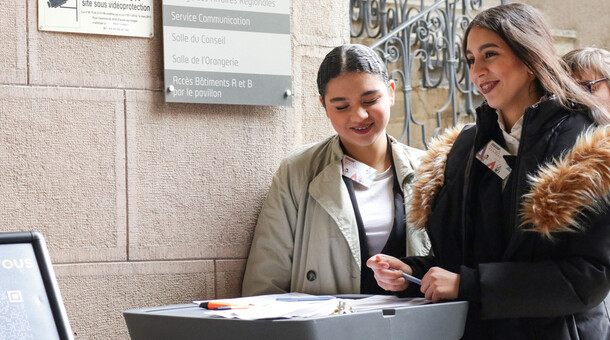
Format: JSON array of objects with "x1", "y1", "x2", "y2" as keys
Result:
[{"x1": 242, "y1": 135, "x2": 430, "y2": 296}]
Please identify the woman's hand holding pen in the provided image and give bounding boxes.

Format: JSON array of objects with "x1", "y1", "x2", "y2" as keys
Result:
[
  {"x1": 421, "y1": 267, "x2": 460, "y2": 303},
  {"x1": 367, "y1": 254, "x2": 460, "y2": 302},
  {"x1": 367, "y1": 254, "x2": 413, "y2": 292}
]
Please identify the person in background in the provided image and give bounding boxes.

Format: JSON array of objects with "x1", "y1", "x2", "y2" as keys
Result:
[
  {"x1": 368, "y1": 3, "x2": 610, "y2": 339},
  {"x1": 562, "y1": 47, "x2": 610, "y2": 109},
  {"x1": 242, "y1": 44, "x2": 430, "y2": 296},
  {"x1": 563, "y1": 46, "x2": 610, "y2": 335}
]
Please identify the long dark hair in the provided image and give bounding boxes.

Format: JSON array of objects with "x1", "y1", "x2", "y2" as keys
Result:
[
  {"x1": 317, "y1": 44, "x2": 390, "y2": 102},
  {"x1": 463, "y1": 3, "x2": 609, "y2": 124}
]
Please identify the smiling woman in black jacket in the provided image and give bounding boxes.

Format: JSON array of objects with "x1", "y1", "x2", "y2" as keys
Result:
[{"x1": 367, "y1": 3, "x2": 610, "y2": 340}]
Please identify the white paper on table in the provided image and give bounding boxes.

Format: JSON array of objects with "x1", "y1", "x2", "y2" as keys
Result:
[
  {"x1": 193, "y1": 293, "x2": 430, "y2": 320},
  {"x1": 194, "y1": 293, "x2": 342, "y2": 320},
  {"x1": 205, "y1": 299, "x2": 343, "y2": 320},
  {"x1": 194, "y1": 292, "x2": 328, "y2": 309}
]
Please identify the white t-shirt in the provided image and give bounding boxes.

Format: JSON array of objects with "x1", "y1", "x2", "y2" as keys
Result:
[{"x1": 352, "y1": 166, "x2": 395, "y2": 255}]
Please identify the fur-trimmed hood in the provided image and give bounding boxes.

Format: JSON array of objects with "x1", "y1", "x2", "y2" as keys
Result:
[{"x1": 409, "y1": 125, "x2": 610, "y2": 237}]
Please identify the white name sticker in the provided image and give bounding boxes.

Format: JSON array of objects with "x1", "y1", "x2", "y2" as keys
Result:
[
  {"x1": 475, "y1": 140, "x2": 512, "y2": 180},
  {"x1": 341, "y1": 155, "x2": 377, "y2": 188}
]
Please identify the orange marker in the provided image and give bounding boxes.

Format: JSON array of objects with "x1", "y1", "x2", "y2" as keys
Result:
[{"x1": 199, "y1": 301, "x2": 251, "y2": 310}]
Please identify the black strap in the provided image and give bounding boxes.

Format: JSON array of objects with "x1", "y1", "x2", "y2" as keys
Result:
[{"x1": 341, "y1": 137, "x2": 406, "y2": 294}]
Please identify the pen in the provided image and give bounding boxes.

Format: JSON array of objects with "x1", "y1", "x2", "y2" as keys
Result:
[
  {"x1": 276, "y1": 296, "x2": 335, "y2": 302},
  {"x1": 199, "y1": 301, "x2": 252, "y2": 310},
  {"x1": 388, "y1": 268, "x2": 421, "y2": 286},
  {"x1": 212, "y1": 305, "x2": 251, "y2": 310}
]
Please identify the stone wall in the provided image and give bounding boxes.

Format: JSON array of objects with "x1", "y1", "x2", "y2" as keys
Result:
[
  {"x1": 523, "y1": 0, "x2": 610, "y2": 49},
  {"x1": 0, "y1": 0, "x2": 347, "y2": 338}
]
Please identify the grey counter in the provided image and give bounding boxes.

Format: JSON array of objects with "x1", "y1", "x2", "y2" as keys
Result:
[{"x1": 124, "y1": 299, "x2": 468, "y2": 340}]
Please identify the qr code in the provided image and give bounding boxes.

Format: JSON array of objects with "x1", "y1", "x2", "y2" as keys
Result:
[{"x1": 0, "y1": 287, "x2": 34, "y2": 340}]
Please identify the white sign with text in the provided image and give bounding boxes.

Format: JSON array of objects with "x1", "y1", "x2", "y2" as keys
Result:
[
  {"x1": 38, "y1": 0, "x2": 154, "y2": 37},
  {"x1": 162, "y1": 0, "x2": 292, "y2": 106}
]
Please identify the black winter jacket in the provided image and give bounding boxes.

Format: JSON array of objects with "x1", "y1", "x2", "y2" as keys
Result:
[{"x1": 404, "y1": 98, "x2": 610, "y2": 339}]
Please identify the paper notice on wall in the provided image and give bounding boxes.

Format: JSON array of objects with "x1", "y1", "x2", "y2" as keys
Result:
[{"x1": 38, "y1": 0, "x2": 154, "y2": 38}]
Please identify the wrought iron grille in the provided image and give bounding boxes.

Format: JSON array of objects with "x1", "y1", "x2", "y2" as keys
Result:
[{"x1": 350, "y1": 0, "x2": 508, "y2": 148}]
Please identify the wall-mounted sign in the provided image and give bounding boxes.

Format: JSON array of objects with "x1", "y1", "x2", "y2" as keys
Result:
[
  {"x1": 162, "y1": 0, "x2": 292, "y2": 106},
  {"x1": 38, "y1": 0, "x2": 154, "y2": 38}
]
